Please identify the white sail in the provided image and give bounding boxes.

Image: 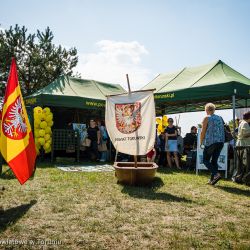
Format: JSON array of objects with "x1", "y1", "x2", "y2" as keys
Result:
[{"x1": 105, "y1": 90, "x2": 156, "y2": 156}]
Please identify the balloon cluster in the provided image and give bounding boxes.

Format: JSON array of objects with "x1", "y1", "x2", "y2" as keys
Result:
[
  {"x1": 156, "y1": 115, "x2": 168, "y2": 134},
  {"x1": 33, "y1": 107, "x2": 53, "y2": 155}
]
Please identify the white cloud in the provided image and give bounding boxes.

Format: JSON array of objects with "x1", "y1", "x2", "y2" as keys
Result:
[{"x1": 75, "y1": 40, "x2": 153, "y2": 90}]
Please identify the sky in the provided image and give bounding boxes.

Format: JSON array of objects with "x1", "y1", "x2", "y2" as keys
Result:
[{"x1": 1, "y1": 0, "x2": 250, "y2": 135}]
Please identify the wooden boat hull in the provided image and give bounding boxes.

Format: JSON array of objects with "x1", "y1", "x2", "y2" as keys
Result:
[{"x1": 114, "y1": 162, "x2": 158, "y2": 185}]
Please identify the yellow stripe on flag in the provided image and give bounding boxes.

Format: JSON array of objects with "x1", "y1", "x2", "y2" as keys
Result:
[{"x1": 1, "y1": 85, "x2": 32, "y2": 162}]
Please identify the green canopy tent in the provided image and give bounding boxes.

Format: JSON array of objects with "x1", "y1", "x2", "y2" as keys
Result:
[
  {"x1": 24, "y1": 75, "x2": 126, "y2": 128},
  {"x1": 25, "y1": 75, "x2": 126, "y2": 109},
  {"x1": 141, "y1": 60, "x2": 250, "y2": 115},
  {"x1": 142, "y1": 60, "x2": 250, "y2": 174}
]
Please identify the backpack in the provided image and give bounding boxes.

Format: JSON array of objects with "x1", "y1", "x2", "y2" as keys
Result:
[
  {"x1": 223, "y1": 122, "x2": 233, "y2": 143},
  {"x1": 102, "y1": 127, "x2": 108, "y2": 141},
  {"x1": 220, "y1": 117, "x2": 233, "y2": 143}
]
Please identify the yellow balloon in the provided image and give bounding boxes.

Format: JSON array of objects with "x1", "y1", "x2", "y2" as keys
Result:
[
  {"x1": 38, "y1": 137, "x2": 45, "y2": 145},
  {"x1": 34, "y1": 106, "x2": 43, "y2": 114},
  {"x1": 45, "y1": 114, "x2": 53, "y2": 122},
  {"x1": 43, "y1": 107, "x2": 51, "y2": 114},
  {"x1": 40, "y1": 121, "x2": 47, "y2": 129},
  {"x1": 156, "y1": 117, "x2": 162, "y2": 124},
  {"x1": 34, "y1": 121, "x2": 40, "y2": 129},
  {"x1": 47, "y1": 139, "x2": 51, "y2": 145},
  {"x1": 47, "y1": 121, "x2": 54, "y2": 127},
  {"x1": 162, "y1": 120, "x2": 168, "y2": 127},
  {"x1": 43, "y1": 142, "x2": 50, "y2": 150},
  {"x1": 40, "y1": 113, "x2": 46, "y2": 121},
  {"x1": 34, "y1": 130, "x2": 40, "y2": 138},
  {"x1": 45, "y1": 127, "x2": 51, "y2": 134},
  {"x1": 157, "y1": 124, "x2": 162, "y2": 132},
  {"x1": 35, "y1": 142, "x2": 41, "y2": 149},
  {"x1": 39, "y1": 129, "x2": 45, "y2": 137},
  {"x1": 162, "y1": 115, "x2": 168, "y2": 121},
  {"x1": 34, "y1": 112, "x2": 40, "y2": 119},
  {"x1": 161, "y1": 126, "x2": 166, "y2": 133},
  {"x1": 46, "y1": 111, "x2": 52, "y2": 116},
  {"x1": 44, "y1": 134, "x2": 50, "y2": 141},
  {"x1": 45, "y1": 147, "x2": 51, "y2": 154},
  {"x1": 34, "y1": 113, "x2": 41, "y2": 122}
]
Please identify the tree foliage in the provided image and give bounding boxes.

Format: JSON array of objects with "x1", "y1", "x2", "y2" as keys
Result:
[
  {"x1": 228, "y1": 119, "x2": 239, "y2": 131},
  {"x1": 0, "y1": 24, "x2": 78, "y2": 95}
]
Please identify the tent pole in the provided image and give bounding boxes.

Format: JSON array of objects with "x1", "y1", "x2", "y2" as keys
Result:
[{"x1": 232, "y1": 90, "x2": 236, "y2": 176}]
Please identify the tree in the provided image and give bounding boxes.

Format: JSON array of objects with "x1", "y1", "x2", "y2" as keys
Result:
[
  {"x1": 228, "y1": 119, "x2": 239, "y2": 132},
  {"x1": 0, "y1": 25, "x2": 78, "y2": 96}
]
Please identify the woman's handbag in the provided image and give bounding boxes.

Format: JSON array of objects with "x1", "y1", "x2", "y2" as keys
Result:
[
  {"x1": 66, "y1": 145, "x2": 75, "y2": 153},
  {"x1": 222, "y1": 118, "x2": 234, "y2": 143},
  {"x1": 82, "y1": 138, "x2": 91, "y2": 147},
  {"x1": 98, "y1": 143, "x2": 107, "y2": 152},
  {"x1": 224, "y1": 124, "x2": 233, "y2": 143}
]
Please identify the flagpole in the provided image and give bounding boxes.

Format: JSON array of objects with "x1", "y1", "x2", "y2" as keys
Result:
[{"x1": 126, "y1": 74, "x2": 137, "y2": 168}]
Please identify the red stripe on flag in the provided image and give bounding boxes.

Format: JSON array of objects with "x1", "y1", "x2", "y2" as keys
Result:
[
  {"x1": 3, "y1": 58, "x2": 19, "y2": 103},
  {"x1": 8, "y1": 132, "x2": 37, "y2": 185}
]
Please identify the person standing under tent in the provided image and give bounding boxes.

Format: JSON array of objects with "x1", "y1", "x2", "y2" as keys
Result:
[
  {"x1": 176, "y1": 127, "x2": 184, "y2": 155},
  {"x1": 234, "y1": 111, "x2": 250, "y2": 180},
  {"x1": 165, "y1": 118, "x2": 181, "y2": 169},
  {"x1": 200, "y1": 103, "x2": 225, "y2": 185},
  {"x1": 98, "y1": 120, "x2": 108, "y2": 162},
  {"x1": 87, "y1": 120, "x2": 101, "y2": 161},
  {"x1": 157, "y1": 132, "x2": 166, "y2": 167},
  {"x1": 236, "y1": 111, "x2": 250, "y2": 146}
]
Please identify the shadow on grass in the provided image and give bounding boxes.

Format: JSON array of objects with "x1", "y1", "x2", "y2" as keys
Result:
[
  {"x1": 121, "y1": 177, "x2": 193, "y2": 203},
  {"x1": 0, "y1": 168, "x2": 16, "y2": 180},
  {"x1": 35, "y1": 160, "x2": 56, "y2": 168},
  {"x1": 217, "y1": 186, "x2": 250, "y2": 197},
  {"x1": 157, "y1": 167, "x2": 175, "y2": 174},
  {"x1": 0, "y1": 200, "x2": 37, "y2": 233},
  {"x1": 157, "y1": 167, "x2": 197, "y2": 176}
]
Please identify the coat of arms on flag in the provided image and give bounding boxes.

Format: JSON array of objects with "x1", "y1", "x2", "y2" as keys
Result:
[
  {"x1": 3, "y1": 96, "x2": 27, "y2": 139},
  {"x1": 115, "y1": 102, "x2": 141, "y2": 134}
]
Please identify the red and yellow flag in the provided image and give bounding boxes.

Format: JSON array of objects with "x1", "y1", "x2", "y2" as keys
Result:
[{"x1": 0, "y1": 58, "x2": 36, "y2": 184}]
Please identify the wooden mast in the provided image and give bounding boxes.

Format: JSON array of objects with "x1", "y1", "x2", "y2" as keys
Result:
[{"x1": 126, "y1": 74, "x2": 138, "y2": 169}]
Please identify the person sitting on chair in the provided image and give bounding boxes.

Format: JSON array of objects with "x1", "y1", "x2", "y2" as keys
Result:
[{"x1": 183, "y1": 126, "x2": 197, "y2": 154}]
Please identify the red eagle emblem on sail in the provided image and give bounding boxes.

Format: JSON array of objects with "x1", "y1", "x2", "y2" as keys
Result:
[{"x1": 115, "y1": 102, "x2": 141, "y2": 134}]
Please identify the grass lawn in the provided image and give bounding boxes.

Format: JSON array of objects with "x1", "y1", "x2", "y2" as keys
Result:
[{"x1": 0, "y1": 163, "x2": 250, "y2": 250}]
